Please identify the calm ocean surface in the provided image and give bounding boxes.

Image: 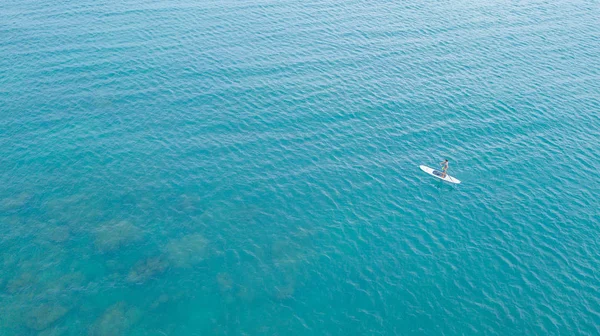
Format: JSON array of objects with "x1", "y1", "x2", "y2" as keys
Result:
[{"x1": 1, "y1": 0, "x2": 599, "y2": 334}]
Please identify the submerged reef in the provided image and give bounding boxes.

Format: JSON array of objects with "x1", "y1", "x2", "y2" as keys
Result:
[
  {"x1": 164, "y1": 233, "x2": 208, "y2": 268},
  {"x1": 88, "y1": 302, "x2": 141, "y2": 336},
  {"x1": 24, "y1": 303, "x2": 70, "y2": 331},
  {"x1": 127, "y1": 257, "x2": 168, "y2": 284},
  {"x1": 0, "y1": 192, "x2": 32, "y2": 211},
  {"x1": 94, "y1": 220, "x2": 142, "y2": 253},
  {"x1": 48, "y1": 226, "x2": 71, "y2": 243}
]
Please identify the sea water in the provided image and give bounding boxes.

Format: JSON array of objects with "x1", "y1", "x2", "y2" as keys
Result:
[{"x1": 1, "y1": 0, "x2": 599, "y2": 334}]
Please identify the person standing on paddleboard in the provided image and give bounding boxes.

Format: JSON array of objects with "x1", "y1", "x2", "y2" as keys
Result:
[{"x1": 440, "y1": 159, "x2": 449, "y2": 177}]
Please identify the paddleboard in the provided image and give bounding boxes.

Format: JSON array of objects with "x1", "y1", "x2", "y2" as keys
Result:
[{"x1": 420, "y1": 165, "x2": 461, "y2": 184}]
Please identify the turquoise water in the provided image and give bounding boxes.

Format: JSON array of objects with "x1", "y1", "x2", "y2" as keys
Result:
[{"x1": 1, "y1": 0, "x2": 600, "y2": 334}]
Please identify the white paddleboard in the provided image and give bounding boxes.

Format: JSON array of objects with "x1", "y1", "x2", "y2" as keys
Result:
[{"x1": 420, "y1": 165, "x2": 461, "y2": 184}]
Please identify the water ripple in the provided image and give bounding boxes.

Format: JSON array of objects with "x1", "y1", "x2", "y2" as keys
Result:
[{"x1": 1, "y1": 0, "x2": 600, "y2": 334}]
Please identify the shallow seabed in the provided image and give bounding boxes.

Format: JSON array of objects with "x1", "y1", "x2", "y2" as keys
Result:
[{"x1": 1, "y1": 0, "x2": 599, "y2": 334}]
